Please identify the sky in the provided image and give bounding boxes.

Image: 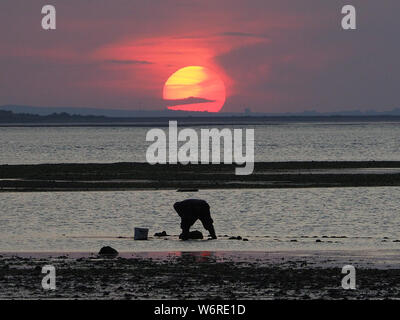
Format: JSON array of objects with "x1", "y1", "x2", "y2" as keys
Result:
[{"x1": 0, "y1": 0, "x2": 399, "y2": 113}]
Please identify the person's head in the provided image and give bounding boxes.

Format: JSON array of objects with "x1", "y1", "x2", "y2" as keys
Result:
[{"x1": 173, "y1": 201, "x2": 183, "y2": 216}]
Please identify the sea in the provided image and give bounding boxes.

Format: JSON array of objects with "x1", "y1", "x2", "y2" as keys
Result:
[{"x1": 0, "y1": 121, "x2": 399, "y2": 252}]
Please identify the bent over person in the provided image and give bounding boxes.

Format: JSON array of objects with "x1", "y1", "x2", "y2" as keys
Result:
[{"x1": 173, "y1": 199, "x2": 217, "y2": 240}]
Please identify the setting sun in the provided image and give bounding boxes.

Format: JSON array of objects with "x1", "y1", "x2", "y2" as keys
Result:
[{"x1": 163, "y1": 66, "x2": 226, "y2": 112}]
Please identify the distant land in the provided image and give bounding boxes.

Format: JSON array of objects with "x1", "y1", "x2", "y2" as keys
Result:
[
  {"x1": 0, "y1": 110, "x2": 109, "y2": 124},
  {"x1": 2, "y1": 105, "x2": 400, "y2": 117},
  {"x1": 2, "y1": 106, "x2": 400, "y2": 125}
]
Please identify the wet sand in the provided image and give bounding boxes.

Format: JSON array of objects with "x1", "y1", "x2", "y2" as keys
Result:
[
  {"x1": 1, "y1": 161, "x2": 400, "y2": 191},
  {"x1": 1, "y1": 250, "x2": 400, "y2": 300}
]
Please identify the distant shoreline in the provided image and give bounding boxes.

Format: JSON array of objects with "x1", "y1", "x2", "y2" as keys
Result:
[
  {"x1": 1, "y1": 161, "x2": 400, "y2": 191},
  {"x1": 2, "y1": 115, "x2": 400, "y2": 127},
  {"x1": 3, "y1": 108, "x2": 400, "y2": 126}
]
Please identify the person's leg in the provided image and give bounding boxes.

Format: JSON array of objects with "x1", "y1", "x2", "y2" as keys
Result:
[
  {"x1": 179, "y1": 220, "x2": 190, "y2": 240},
  {"x1": 199, "y1": 215, "x2": 217, "y2": 239},
  {"x1": 198, "y1": 202, "x2": 217, "y2": 239},
  {"x1": 174, "y1": 202, "x2": 191, "y2": 240},
  {"x1": 206, "y1": 224, "x2": 217, "y2": 240}
]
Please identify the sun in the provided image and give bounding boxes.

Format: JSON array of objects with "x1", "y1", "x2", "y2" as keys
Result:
[{"x1": 163, "y1": 66, "x2": 226, "y2": 112}]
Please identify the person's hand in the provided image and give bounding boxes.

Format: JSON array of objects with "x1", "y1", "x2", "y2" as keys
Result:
[{"x1": 179, "y1": 233, "x2": 189, "y2": 240}]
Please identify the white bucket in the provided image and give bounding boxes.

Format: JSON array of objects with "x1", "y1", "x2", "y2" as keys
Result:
[{"x1": 134, "y1": 227, "x2": 149, "y2": 240}]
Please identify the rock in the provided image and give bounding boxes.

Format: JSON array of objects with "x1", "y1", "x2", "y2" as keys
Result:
[
  {"x1": 243, "y1": 238, "x2": 249, "y2": 241},
  {"x1": 180, "y1": 230, "x2": 204, "y2": 239},
  {"x1": 98, "y1": 246, "x2": 118, "y2": 255},
  {"x1": 188, "y1": 230, "x2": 203, "y2": 239},
  {"x1": 229, "y1": 236, "x2": 242, "y2": 240},
  {"x1": 315, "y1": 239, "x2": 322, "y2": 243},
  {"x1": 154, "y1": 231, "x2": 169, "y2": 237}
]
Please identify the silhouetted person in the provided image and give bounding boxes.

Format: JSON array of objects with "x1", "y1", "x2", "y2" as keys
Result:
[{"x1": 173, "y1": 199, "x2": 217, "y2": 240}]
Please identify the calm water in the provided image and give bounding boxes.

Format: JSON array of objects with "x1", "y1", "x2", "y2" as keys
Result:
[
  {"x1": 1, "y1": 122, "x2": 400, "y2": 252},
  {"x1": 1, "y1": 122, "x2": 400, "y2": 164},
  {"x1": 1, "y1": 187, "x2": 399, "y2": 252}
]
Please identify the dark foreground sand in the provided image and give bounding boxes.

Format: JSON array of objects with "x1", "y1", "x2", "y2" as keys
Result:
[{"x1": 1, "y1": 250, "x2": 400, "y2": 300}]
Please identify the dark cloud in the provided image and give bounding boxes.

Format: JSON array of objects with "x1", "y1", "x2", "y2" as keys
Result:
[{"x1": 164, "y1": 97, "x2": 216, "y2": 107}]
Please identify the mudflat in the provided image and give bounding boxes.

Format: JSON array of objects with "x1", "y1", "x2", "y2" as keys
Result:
[
  {"x1": 1, "y1": 250, "x2": 400, "y2": 299},
  {"x1": 1, "y1": 161, "x2": 400, "y2": 191}
]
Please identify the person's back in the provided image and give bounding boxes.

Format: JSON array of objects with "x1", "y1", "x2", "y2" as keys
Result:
[
  {"x1": 173, "y1": 199, "x2": 217, "y2": 240},
  {"x1": 174, "y1": 199, "x2": 209, "y2": 217}
]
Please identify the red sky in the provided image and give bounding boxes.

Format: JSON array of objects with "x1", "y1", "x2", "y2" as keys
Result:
[{"x1": 0, "y1": 0, "x2": 400, "y2": 113}]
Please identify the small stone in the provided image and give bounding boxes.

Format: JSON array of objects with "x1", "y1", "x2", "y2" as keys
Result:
[
  {"x1": 154, "y1": 231, "x2": 169, "y2": 237},
  {"x1": 316, "y1": 239, "x2": 322, "y2": 243},
  {"x1": 188, "y1": 230, "x2": 203, "y2": 239}
]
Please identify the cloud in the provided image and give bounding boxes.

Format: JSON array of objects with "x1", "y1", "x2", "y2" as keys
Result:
[
  {"x1": 219, "y1": 32, "x2": 268, "y2": 39},
  {"x1": 104, "y1": 59, "x2": 153, "y2": 65}
]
